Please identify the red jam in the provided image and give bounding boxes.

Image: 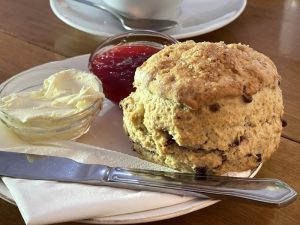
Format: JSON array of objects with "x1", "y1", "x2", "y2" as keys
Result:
[{"x1": 89, "y1": 44, "x2": 160, "y2": 103}]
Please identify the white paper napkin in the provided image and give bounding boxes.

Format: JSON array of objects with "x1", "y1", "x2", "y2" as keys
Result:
[{"x1": 0, "y1": 122, "x2": 196, "y2": 225}]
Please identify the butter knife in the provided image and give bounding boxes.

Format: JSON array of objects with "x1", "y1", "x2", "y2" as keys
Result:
[{"x1": 0, "y1": 151, "x2": 297, "y2": 207}]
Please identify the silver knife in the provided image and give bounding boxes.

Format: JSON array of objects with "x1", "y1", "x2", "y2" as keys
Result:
[{"x1": 0, "y1": 151, "x2": 297, "y2": 207}]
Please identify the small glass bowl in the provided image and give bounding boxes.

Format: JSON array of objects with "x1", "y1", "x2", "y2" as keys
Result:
[
  {"x1": 0, "y1": 68, "x2": 102, "y2": 142},
  {"x1": 88, "y1": 30, "x2": 178, "y2": 103}
]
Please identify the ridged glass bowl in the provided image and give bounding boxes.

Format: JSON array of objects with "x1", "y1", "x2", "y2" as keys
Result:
[
  {"x1": 0, "y1": 68, "x2": 102, "y2": 142},
  {"x1": 88, "y1": 30, "x2": 178, "y2": 103}
]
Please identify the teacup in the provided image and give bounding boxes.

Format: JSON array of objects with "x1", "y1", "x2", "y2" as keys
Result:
[{"x1": 102, "y1": 0, "x2": 183, "y2": 19}]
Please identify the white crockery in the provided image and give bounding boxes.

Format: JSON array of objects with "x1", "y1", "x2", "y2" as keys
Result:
[
  {"x1": 50, "y1": 0, "x2": 247, "y2": 39},
  {"x1": 103, "y1": 0, "x2": 183, "y2": 19},
  {"x1": 0, "y1": 54, "x2": 261, "y2": 224}
]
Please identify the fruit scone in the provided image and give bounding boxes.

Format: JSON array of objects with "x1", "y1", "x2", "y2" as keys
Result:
[{"x1": 120, "y1": 41, "x2": 284, "y2": 175}]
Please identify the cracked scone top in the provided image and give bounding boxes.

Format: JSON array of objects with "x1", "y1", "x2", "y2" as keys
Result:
[
  {"x1": 121, "y1": 41, "x2": 284, "y2": 175},
  {"x1": 134, "y1": 41, "x2": 280, "y2": 109}
]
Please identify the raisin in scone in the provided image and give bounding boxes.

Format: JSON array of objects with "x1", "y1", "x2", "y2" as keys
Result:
[{"x1": 120, "y1": 41, "x2": 283, "y2": 175}]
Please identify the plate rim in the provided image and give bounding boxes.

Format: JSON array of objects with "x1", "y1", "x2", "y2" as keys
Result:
[{"x1": 49, "y1": 0, "x2": 247, "y2": 39}]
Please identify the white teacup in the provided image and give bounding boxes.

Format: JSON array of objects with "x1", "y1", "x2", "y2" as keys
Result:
[{"x1": 103, "y1": 0, "x2": 183, "y2": 19}]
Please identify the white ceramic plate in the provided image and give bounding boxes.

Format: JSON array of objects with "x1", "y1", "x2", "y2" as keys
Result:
[
  {"x1": 49, "y1": 0, "x2": 247, "y2": 39},
  {"x1": 0, "y1": 55, "x2": 261, "y2": 224}
]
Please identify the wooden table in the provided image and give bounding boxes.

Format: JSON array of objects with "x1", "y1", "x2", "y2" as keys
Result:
[{"x1": 0, "y1": 0, "x2": 299, "y2": 224}]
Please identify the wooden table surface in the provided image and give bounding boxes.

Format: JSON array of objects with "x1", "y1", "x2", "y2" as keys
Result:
[{"x1": 0, "y1": 0, "x2": 299, "y2": 224}]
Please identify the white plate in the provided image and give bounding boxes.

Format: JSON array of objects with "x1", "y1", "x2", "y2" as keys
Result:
[
  {"x1": 0, "y1": 55, "x2": 261, "y2": 224},
  {"x1": 49, "y1": 0, "x2": 247, "y2": 39}
]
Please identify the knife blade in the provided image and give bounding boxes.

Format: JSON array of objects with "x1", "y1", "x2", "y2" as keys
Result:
[{"x1": 0, "y1": 151, "x2": 297, "y2": 207}]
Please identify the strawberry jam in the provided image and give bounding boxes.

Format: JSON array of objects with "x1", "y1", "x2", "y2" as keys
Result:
[{"x1": 89, "y1": 44, "x2": 160, "y2": 103}]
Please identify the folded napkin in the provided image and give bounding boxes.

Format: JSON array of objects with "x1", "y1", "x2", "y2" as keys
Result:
[{"x1": 0, "y1": 122, "x2": 197, "y2": 225}]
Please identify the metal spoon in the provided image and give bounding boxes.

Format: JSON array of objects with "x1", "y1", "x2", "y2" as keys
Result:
[{"x1": 73, "y1": 0, "x2": 178, "y2": 31}]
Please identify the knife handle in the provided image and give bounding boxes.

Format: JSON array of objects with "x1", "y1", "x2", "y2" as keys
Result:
[{"x1": 106, "y1": 167, "x2": 297, "y2": 207}]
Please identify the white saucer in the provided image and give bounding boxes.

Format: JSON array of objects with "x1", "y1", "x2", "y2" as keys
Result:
[{"x1": 50, "y1": 0, "x2": 247, "y2": 39}]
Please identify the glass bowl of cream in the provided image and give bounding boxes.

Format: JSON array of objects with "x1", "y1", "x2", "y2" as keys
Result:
[{"x1": 0, "y1": 68, "x2": 104, "y2": 142}]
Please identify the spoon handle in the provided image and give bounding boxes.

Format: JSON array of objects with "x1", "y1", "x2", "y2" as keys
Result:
[
  {"x1": 107, "y1": 168, "x2": 297, "y2": 207},
  {"x1": 72, "y1": 0, "x2": 178, "y2": 31},
  {"x1": 73, "y1": 0, "x2": 124, "y2": 21}
]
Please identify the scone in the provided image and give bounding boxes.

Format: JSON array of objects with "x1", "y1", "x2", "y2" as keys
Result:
[{"x1": 120, "y1": 41, "x2": 284, "y2": 175}]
